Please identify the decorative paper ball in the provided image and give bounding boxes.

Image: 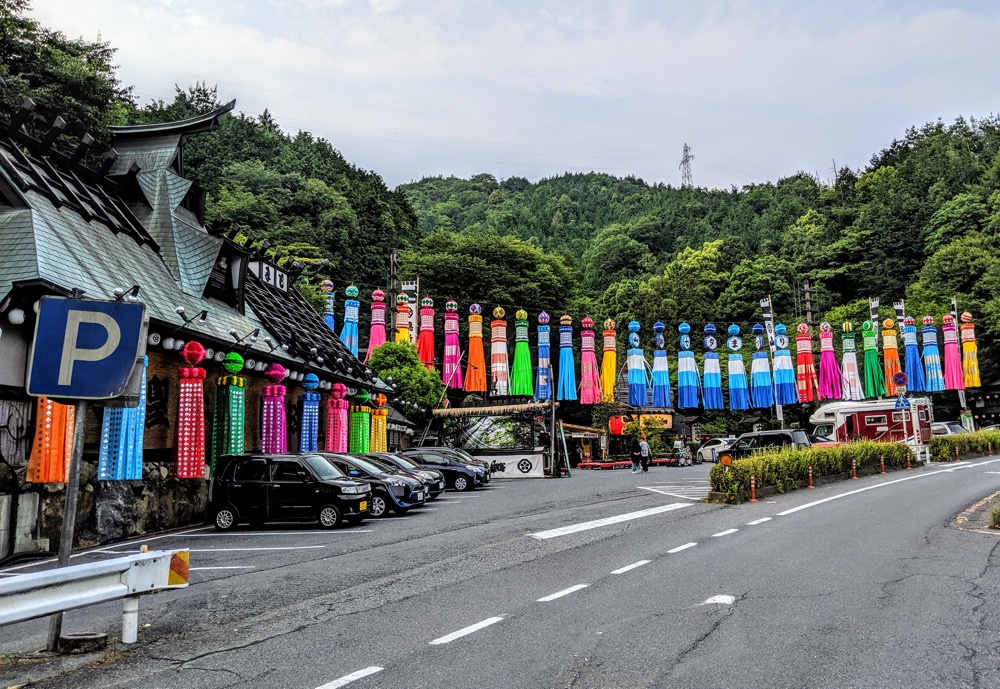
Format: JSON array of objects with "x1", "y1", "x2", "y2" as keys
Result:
[
  {"x1": 922, "y1": 315, "x2": 934, "y2": 325},
  {"x1": 704, "y1": 323, "x2": 717, "y2": 335},
  {"x1": 181, "y1": 340, "x2": 206, "y2": 365},
  {"x1": 302, "y1": 373, "x2": 320, "y2": 391},
  {"x1": 903, "y1": 316, "x2": 915, "y2": 326},
  {"x1": 752, "y1": 323, "x2": 765, "y2": 335},
  {"x1": 494, "y1": 307, "x2": 506, "y2": 319},
  {"x1": 222, "y1": 351, "x2": 244, "y2": 373},
  {"x1": 319, "y1": 280, "x2": 335, "y2": 293},
  {"x1": 538, "y1": 311, "x2": 550, "y2": 324},
  {"x1": 679, "y1": 322, "x2": 691, "y2": 334},
  {"x1": 421, "y1": 296, "x2": 433, "y2": 308},
  {"x1": 446, "y1": 300, "x2": 459, "y2": 312},
  {"x1": 628, "y1": 321, "x2": 641, "y2": 333},
  {"x1": 582, "y1": 316, "x2": 595, "y2": 329},
  {"x1": 843, "y1": 321, "x2": 853, "y2": 332},
  {"x1": 653, "y1": 321, "x2": 665, "y2": 333},
  {"x1": 862, "y1": 320, "x2": 874, "y2": 332},
  {"x1": 345, "y1": 285, "x2": 359, "y2": 298},
  {"x1": 330, "y1": 382, "x2": 347, "y2": 399},
  {"x1": 961, "y1": 311, "x2": 974, "y2": 323},
  {"x1": 728, "y1": 324, "x2": 740, "y2": 336},
  {"x1": 516, "y1": 309, "x2": 528, "y2": 321},
  {"x1": 265, "y1": 363, "x2": 286, "y2": 383},
  {"x1": 882, "y1": 318, "x2": 894, "y2": 329},
  {"x1": 774, "y1": 324, "x2": 786, "y2": 336},
  {"x1": 559, "y1": 314, "x2": 572, "y2": 326},
  {"x1": 604, "y1": 318, "x2": 615, "y2": 330},
  {"x1": 470, "y1": 303, "x2": 482, "y2": 315},
  {"x1": 372, "y1": 289, "x2": 385, "y2": 302},
  {"x1": 942, "y1": 313, "x2": 955, "y2": 325},
  {"x1": 354, "y1": 389, "x2": 371, "y2": 403},
  {"x1": 797, "y1": 323, "x2": 810, "y2": 334},
  {"x1": 371, "y1": 393, "x2": 387, "y2": 408},
  {"x1": 396, "y1": 293, "x2": 410, "y2": 305}
]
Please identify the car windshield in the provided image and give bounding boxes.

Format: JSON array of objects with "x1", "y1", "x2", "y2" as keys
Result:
[
  {"x1": 345, "y1": 455, "x2": 388, "y2": 475},
  {"x1": 364, "y1": 455, "x2": 400, "y2": 473},
  {"x1": 447, "y1": 448, "x2": 480, "y2": 463},
  {"x1": 393, "y1": 455, "x2": 423, "y2": 470},
  {"x1": 301, "y1": 455, "x2": 346, "y2": 480}
]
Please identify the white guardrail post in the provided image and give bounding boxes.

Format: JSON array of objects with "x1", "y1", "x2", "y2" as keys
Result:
[{"x1": 0, "y1": 548, "x2": 189, "y2": 645}]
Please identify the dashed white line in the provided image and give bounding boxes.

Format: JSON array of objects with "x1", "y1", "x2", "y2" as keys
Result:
[
  {"x1": 317, "y1": 666, "x2": 384, "y2": 688},
  {"x1": 611, "y1": 560, "x2": 651, "y2": 574},
  {"x1": 747, "y1": 517, "x2": 772, "y2": 525},
  {"x1": 668, "y1": 542, "x2": 698, "y2": 553},
  {"x1": 537, "y1": 584, "x2": 589, "y2": 602},
  {"x1": 180, "y1": 530, "x2": 373, "y2": 536},
  {"x1": 529, "y1": 503, "x2": 690, "y2": 540},
  {"x1": 711, "y1": 529, "x2": 738, "y2": 537},
  {"x1": 190, "y1": 566, "x2": 255, "y2": 571},
  {"x1": 429, "y1": 617, "x2": 504, "y2": 645}
]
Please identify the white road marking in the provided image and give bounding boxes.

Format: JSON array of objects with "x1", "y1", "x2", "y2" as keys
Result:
[
  {"x1": 180, "y1": 531, "x2": 373, "y2": 537},
  {"x1": 747, "y1": 517, "x2": 772, "y2": 525},
  {"x1": 529, "y1": 503, "x2": 690, "y2": 540},
  {"x1": 317, "y1": 666, "x2": 384, "y2": 688},
  {"x1": 429, "y1": 617, "x2": 504, "y2": 645},
  {"x1": 711, "y1": 529, "x2": 738, "y2": 537},
  {"x1": 611, "y1": 560, "x2": 651, "y2": 574},
  {"x1": 776, "y1": 458, "x2": 1000, "y2": 516},
  {"x1": 639, "y1": 486, "x2": 710, "y2": 500},
  {"x1": 985, "y1": 472, "x2": 1000, "y2": 475},
  {"x1": 668, "y1": 542, "x2": 698, "y2": 553},
  {"x1": 537, "y1": 584, "x2": 589, "y2": 602},
  {"x1": 161, "y1": 546, "x2": 327, "y2": 553},
  {"x1": 700, "y1": 595, "x2": 736, "y2": 605},
  {"x1": 190, "y1": 566, "x2": 255, "y2": 571},
  {"x1": 421, "y1": 508, "x2": 439, "y2": 511}
]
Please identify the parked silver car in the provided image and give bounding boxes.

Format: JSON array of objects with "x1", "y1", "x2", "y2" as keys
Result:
[{"x1": 696, "y1": 437, "x2": 737, "y2": 463}]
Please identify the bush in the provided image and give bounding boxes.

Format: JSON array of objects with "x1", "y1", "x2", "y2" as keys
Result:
[
  {"x1": 928, "y1": 430, "x2": 1000, "y2": 462},
  {"x1": 709, "y1": 441, "x2": 912, "y2": 495},
  {"x1": 991, "y1": 504, "x2": 1000, "y2": 530}
]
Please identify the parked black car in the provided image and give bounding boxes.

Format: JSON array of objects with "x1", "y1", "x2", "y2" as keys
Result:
[
  {"x1": 417, "y1": 446, "x2": 492, "y2": 482},
  {"x1": 320, "y1": 453, "x2": 426, "y2": 517},
  {"x1": 366, "y1": 452, "x2": 446, "y2": 501},
  {"x1": 399, "y1": 448, "x2": 486, "y2": 491},
  {"x1": 210, "y1": 453, "x2": 372, "y2": 530},
  {"x1": 719, "y1": 429, "x2": 812, "y2": 462}
]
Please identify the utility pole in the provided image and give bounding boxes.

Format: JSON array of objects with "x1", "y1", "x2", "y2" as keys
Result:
[
  {"x1": 802, "y1": 279, "x2": 814, "y2": 326},
  {"x1": 679, "y1": 143, "x2": 694, "y2": 188}
]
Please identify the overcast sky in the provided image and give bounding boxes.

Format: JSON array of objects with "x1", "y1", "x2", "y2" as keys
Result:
[{"x1": 32, "y1": 0, "x2": 1000, "y2": 190}]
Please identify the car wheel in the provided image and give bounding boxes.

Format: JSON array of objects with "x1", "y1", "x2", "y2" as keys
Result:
[
  {"x1": 370, "y1": 493, "x2": 389, "y2": 517},
  {"x1": 318, "y1": 503, "x2": 342, "y2": 529},
  {"x1": 213, "y1": 506, "x2": 238, "y2": 531},
  {"x1": 453, "y1": 475, "x2": 469, "y2": 491}
]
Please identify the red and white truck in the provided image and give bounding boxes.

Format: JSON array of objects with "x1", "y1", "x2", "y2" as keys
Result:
[{"x1": 809, "y1": 397, "x2": 932, "y2": 456}]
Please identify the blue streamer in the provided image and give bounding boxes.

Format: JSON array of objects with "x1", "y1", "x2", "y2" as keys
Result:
[
  {"x1": 651, "y1": 350, "x2": 672, "y2": 408},
  {"x1": 677, "y1": 351, "x2": 700, "y2": 409}
]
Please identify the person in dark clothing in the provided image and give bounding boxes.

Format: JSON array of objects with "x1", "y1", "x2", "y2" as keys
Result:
[{"x1": 630, "y1": 437, "x2": 642, "y2": 473}]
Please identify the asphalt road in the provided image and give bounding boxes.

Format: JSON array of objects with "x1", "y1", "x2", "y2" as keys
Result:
[{"x1": 2, "y1": 458, "x2": 999, "y2": 689}]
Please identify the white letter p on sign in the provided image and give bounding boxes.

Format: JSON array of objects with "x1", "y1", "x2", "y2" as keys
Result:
[{"x1": 58, "y1": 310, "x2": 122, "y2": 386}]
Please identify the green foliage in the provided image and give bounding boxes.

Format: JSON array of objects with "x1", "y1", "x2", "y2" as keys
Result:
[
  {"x1": 927, "y1": 430, "x2": 1000, "y2": 462},
  {"x1": 991, "y1": 503, "x2": 1000, "y2": 530},
  {"x1": 366, "y1": 342, "x2": 443, "y2": 423}
]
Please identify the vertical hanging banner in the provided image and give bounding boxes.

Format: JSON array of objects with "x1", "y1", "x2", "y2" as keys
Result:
[
  {"x1": 464, "y1": 304, "x2": 487, "y2": 393},
  {"x1": 759, "y1": 298, "x2": 784, "y2": 419},
  {"x1": 26, "y1": 397, "x2": 75, "y2": 483},
  {"x1": 491, "y1": 307, "x2": 510, "y2": 396},
  {"x1": 211, "y1": 352, "x2": 246, "y2": 473},
  {"x1": 676, "y1": 323, "x2": 700, "y2": 410},
  {"x1": 442, "y1": 300, "x2": 464, "y2": 389},
  {"x1": 325, "y1": 383, "x2": 349, "y2": 452},
  {"x1": 921, "y1": 316, "x2": 945, "y2": 393},
  {"x1": 840, "y1": 323, "x2": 865, "y2": 401},
  {"x1": 901, "y1": 316, "x2": 926, "y2": 393},
  {"x1": 794, "y1": 324, "x2": 818, "y2": 404},
  {"x1": 98, "y1": 356, "x2": 149, "y2": 481},
  {"x1": 941, "y1": 314, "x2": 965, "y2": 390},
  {"x1": 578, "y1": 317, "x2": 601, "y2": 404},
  {"x1": 727, "y1": 325, "x2": 750, "y2": 411},
  {"x1": 600, "y1": 319, "x2": 617, "y2": 403},
  {"x1": 339, "y1": 285, "x2": 360, "y2": 358},
  {"x1": 370, "y1": 393, "x2": 388, "y2": 452},
  {"x1": 261, "y1": 363, "x2": 288, "y2": 454},
  {"x1": 299, "y1": 373, "x2": 321, "y2": 452},
  {"x1": 750, "y1": 324, "x2": 774, "y2": 408},
  {"x1": 702, "y1": 324, "x2": 724, "y2": 410},
  {"x1": 536, "y1": 312, "x2": 553, "y2": 401},
  {"x1": 394, "y1": 294, "x2": 412, "y2": 344},
  {"x1": 626, "y1": 321, "x2": 648, "y2": 407},
  {"x1": 416, "y1": 297, "x2": 436, "y2": 371},
  {"x1": 960, "y1": 312, "x2": 981, "y2": 388},
  {"x1": 556, "y1": 315, "x2": 577, "y2": 401},
  {"x1": 365, "y1": 289, "x2": 387, "y2": 362},
  {"x1": 650, "y1": 322, "x2": 672, "y2": 409},
  {"x1": 510, "y1": 309, "x2": 534, "y2": 397},
  {"x1": 176, "y1": 343, "x2": 207, "y2": 479}
]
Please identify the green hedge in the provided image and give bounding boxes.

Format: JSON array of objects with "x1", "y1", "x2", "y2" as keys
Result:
[
  {"x1": 709, "y1": 441, "x2": 912, "y2": 499},
  {"x1": 928, "y1": 430, "x2": 1000, "y2": 462}
]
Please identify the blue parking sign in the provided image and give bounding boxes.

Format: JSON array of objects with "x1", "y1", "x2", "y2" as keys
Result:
[{"x1": 26, "y1": 297, "x2": 147, "y2": 400}]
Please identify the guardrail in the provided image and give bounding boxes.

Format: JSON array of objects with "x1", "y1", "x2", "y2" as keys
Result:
[{"x1": 0, "y1": 548, "x2": 189, "y2": 644}]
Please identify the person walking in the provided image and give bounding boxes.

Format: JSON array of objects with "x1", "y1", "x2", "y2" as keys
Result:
[
  {"x1": 630, "y1": 437, "x2": 642, "y2": 473},
  {"x1": 639, "y1": 436, "x2": 651, "y2": 472}
]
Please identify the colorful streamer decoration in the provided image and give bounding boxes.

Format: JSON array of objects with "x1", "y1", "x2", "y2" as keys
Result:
[
  {"x1": 365, "y1": 289, "x2": 388, "y2": 362},
  {"x1": 510, "y1": 309, "x2": 535, "y2": 397},
  {"x1": 651, "y1": 321, "x2": 672, "y2": 408},
  {"x1": 922, "y1": 316, "x2": 945, "y2": 393},
  {"x1": 727, "y1": 325, "x2": 750, "y2": 411},
  {"x1": 27, "y1": 397, "x2": 76, "y2": 483},
  {"x1": 211, "y1": 352, "x2": 246, "y2": 473},
  {"x1": 464, "y1": 304, "x2": 487, "y2": 393},
  {"x1": 320, "y1": 279, "x2": 336, "y2": 333},
  {"x1": 861, "y1": 321, "x2": 886, "y2": 398},
  {"x1": 702, "y1": 324, "x2": 724, "y2": 410},
  {"x1": 960, "y1": 312, "x2": 981, "y2": 388},
  {"x1": 416, "y1": 297, "x2": 436, "y2": 370},
  {"x1": 491, "y1": 307, "x2": 511, "y2": 396},
  {"x1": 579, "y1": 316, "x2": 601, "y2": 404},
  {"x1": 556, "y1": 315, "x2": 577, "y2": 401},
  {"x1": 325, "y1": 383, "x2": 350, "y2": 452},
  {"x1": 338, "y1": 285, "x2": 360, "y2": 357},
  {"x1": 882, "y1": 318, "x2": 903, "y2": 396},
  {"x1": 941, "y1": 313, "x2": 965, "y2": 390},
  {"x1": 370, "y1": 393, "x2": 388, "y2": 453},
  {"x1": 536, "y1": 311, "x2": 553, "y2": 401},
  {"x1": 299, "y1": 373, "x2": 321, "y2": 452},
  {"x1": 626, "y1": 321, "x2": 648, "y2": 407},
  {"x1": 98, "y1": 356, "x2": 148, "y2": 481},
  {"x1": 600, "y1": 319, "x2": 617, "y2": 403},
  {"x1": 395, "y1": 293, "x2": 412, "y2": 344},
  {"x1": 772, "y1": 324, "x2": 798, "y2": 406},
  {"x1": 261, "y1": 363, "x2": 288, "y2": 454},
  {"x1": 442, "y1": 299, "x2": 464, "y2": 389},
  {"x1": 349, "y1": 390, "x2": 372, "y2": 453},
  {"x1": 677, "y1": 323, "x2": 700, "y2": 409},
  {"x1": 817, "y1": 322, "x2": 842, "y2": 401},
  {"x1": 794, "y1": 323, "x2": 818, "y2": 404},
  {"x1": 176, "y1": 342, "x2": 207, "y2": 479},
  {"x1": 750, "y1": 324, "x2": 774, "y2": 408},
  {"x1": 901, "y1": 316, "x2": 926, "y2": 393},
  {"x1": 840, "y1": 322, "x2": 865, "y2": 401}
]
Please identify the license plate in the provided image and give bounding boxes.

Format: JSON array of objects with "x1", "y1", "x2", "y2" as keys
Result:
[
  {"x1": 414, "y1": 491, "x2": 423, "y2": 501},
  {"x1": 359, "y1": 501, "x2": 367, "y2": 511},
  {"x1": 438, "y1": 481, "x2": 445, "y2": 489}
]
